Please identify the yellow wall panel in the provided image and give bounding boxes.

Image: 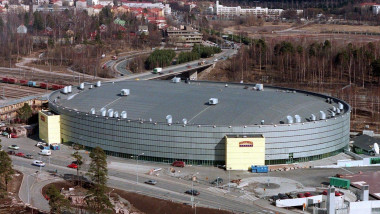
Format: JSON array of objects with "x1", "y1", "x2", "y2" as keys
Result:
[
  {"x1": 38, "y1": 111, "x2": 61, "y2": 144},
  {"x1": 225, "y1": 135, "x2": 265, "y2": 171}
]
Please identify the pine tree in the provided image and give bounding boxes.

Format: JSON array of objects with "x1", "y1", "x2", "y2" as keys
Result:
[
  {"x1": 0, "y1": 151, "x2": 14, "y2": 191},
  {"x1": 17, "y1": 103, "x2": 33, "y2": 123},
  {"x1": 71, "y1": 151, "x2": 84, "y2": 186},
  {"x1": 46, "y1": 185, "x2": 71, "y2": 214},
  {"x1": 86, "y1": 147, "x2": 113, "y2": 213}
]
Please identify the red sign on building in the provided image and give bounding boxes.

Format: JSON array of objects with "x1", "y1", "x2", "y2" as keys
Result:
[{"x1": 239, "y1": 141, "x2": 253, "y2": 147}]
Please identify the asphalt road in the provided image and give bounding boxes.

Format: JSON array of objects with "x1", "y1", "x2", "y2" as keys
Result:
[
  {"x1": 11, "y1": 156, "x2": 271, "y2": 214},
  {"x1": 114, "y1": 48, "x2": 237, "y2": 81}
]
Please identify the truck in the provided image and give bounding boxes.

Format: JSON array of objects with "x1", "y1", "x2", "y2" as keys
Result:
[{"x1": 152, "y1": 67, "x2": 162, "y2": 74}]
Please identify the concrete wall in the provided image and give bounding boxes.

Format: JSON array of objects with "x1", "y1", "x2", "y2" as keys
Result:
[{"x1": 349, "y1": 200, "x2": 380, "y2": 214}]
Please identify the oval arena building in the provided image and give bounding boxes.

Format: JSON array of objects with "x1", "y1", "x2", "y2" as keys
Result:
[{"x1": 42, "y1": 80, "x2": 350, "y2": 170}]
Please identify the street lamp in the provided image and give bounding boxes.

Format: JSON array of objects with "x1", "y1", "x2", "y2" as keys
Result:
[
  {"x1": 131, "y1": 153, "x2": 144, "y2": 184},
  {"x1": 27, "y1": 172, "x2": 37, "y2": 204}
]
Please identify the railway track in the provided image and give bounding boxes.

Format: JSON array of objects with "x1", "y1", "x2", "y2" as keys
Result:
[{"x1": 0, "y1": 68, "x2": 100, "y2": 85}]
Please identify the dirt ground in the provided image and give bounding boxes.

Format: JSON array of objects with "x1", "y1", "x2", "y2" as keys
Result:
[
  {"x1": 0, "y1": 170, "x2": 43, "y2": 213},
  {"x1": 299, "y1": 24, "x2": 380, "y2": 34},
  {"x1": 222, "y1": 21, "x2": 293, "y2": 35},
  {"x1": 43, "y1": 181, "x2": 232, "y2": 214}
]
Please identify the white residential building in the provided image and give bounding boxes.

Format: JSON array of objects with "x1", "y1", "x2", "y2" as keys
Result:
[{"x1": 215, "y1": 1, "x2": 302, "y2": 17}]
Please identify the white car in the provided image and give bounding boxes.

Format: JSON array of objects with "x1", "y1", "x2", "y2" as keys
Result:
[
  {"x1": 36, "y1": 142, "x2": 46, "y2": 147},
  {"x1": 8, "y1": 145, "x2": 19, "y2": 150},
  {"x1": 32, "y1": 160, "x2": 45, "y2": 167},
  {"x1": 214, "y1": 59, "x2": 218, "y2": 62},
  {"x1": 39, "y1": 150, "x2": 51, "y2": 156}
]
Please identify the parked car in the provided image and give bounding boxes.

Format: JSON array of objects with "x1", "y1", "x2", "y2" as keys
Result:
[
  {"x1": 32, "y1": 160, "x2": 45, "y2": 167},
  {"x1": 278, "y1": 193, "x2": 289, "y2": 199},
  {"x1": 36, "y1": 142, "x2": 47, "y2": 147},
  {"x1": 286, "y1": 192, "x2": 298, "y2": 199},
  {"x1": 169, "y1": 70, "x2": 174, "y2": 73},
  {"x1": 304, "y1": 192, "x2": 313, "y2": 197},
  {"x1": 297, "y1": 193, "x2": 305, "y2": 198},
  {"x1": 67, "y1": 163, "x2": 78, "y2": 169},
  {"x1": 172, "y1": 161, "x2": 185, "y2": 167},
  {"x1": 270, "y1": 195, "x2": 280, "y2": 202},
  {"x1": 187, "y1": 65, "x2": 192, "y2": 69},
  {"x1": 25, "y1": 154, "x2": 34, "y2": 159},
  {"x1": 10, "y1": 133, "x2": 18, "y2": 138},
  {"x1": 322, "y1": 190, "x2": 328, "y2": 195},
  {"x1": 210, "y1": 177, "x2": 223, "y2": 185},
  {"x1": 15, "y1": 152, "x2": 25, "y2": 157},
  {"x1": 213, "y1": 59, "x2": 218, "y2": 62},
  {"x1": 8, "y1": 145, "x2": 19, "y2": 150},
  {"x1": 335, "y1": 191, "x2": 344, "y2": 196},
  {"x1": 185, "y1": 189, "x2": 200, "y2": 196},
  {"x1": 7, "y1": 151, "x2": 15, "y2": 155},
  {"x1": 39, "y1": 150, "x2": 51, "y2": 156},
  {"x1": 111, "y1": 56, "x2": 118, "y2": 60},
  {"x1": 144, "y1": 180, "x2": 157, "y2": 185}
]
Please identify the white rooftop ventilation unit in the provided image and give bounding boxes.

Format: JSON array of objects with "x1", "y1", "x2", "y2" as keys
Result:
[
  {"x1": 67, "y1": 85, "x2": 72, "y2": 93},
  {"x1": 121, "y1": 89, "x2": 130, "y2": 96},
  {"x1": 209, "y1": 98, "x2": 218, "y2": 105},
  {"x1": 261, "y1": 120, "x2": 264, "y2": 125},
  {"x1": 255, "y1": 84, "x2": 264, "y2": 91},
  {"x1": 166, "y1": 115, "x2": 172, "y2": 124},
  {"x1": 114, "y1": 111, "x2": 119, "y2": 118},
  {"x1": 121, "y1": 111, "x2": 127, "y2": 119},
  {"x1": 96, "y1": 81, "x2": 101, "y2": 87},
  {"x1": 338, "y1": 102, "x2": 344, "y2": 110},
  {"x1": 100, "y1": 108, "x2": 107, "y2": 117},
  {"x1": 107, "y1": 109, "x2": 114, "y2": 117},
  {"x1": 182, "y1": 118, "x2": 187, "y2": 125},
  {"x1": 286, "y1": 115, "x2": 293, "y2": 124},
  {"x1": 62, "y1": 86, "x2": 68, "y2": 94},
  {"x1": 331, "y1": 112, "x2": 336, "y2": 117},
  {"x1": 79, "y1": 83, "x2": 84, "y2": 90},
  {"x1": 332, "y1": 106, "x2": 336, "y2": 112},
  {"x1": 336, "y1": 108, "x2": 341, "y2": 114},
  {"x1": 294, "y1": 115, "x2": 301, "y2": 123},
  {"x1": 172, "y1": 77, "x2": 181, "y2": 83},
  {"x1": 90, "y1": 108, "x2": 96, "y2": 115},
  {"x1": 311, "y1": 114, "x2": 316, "y2": 121},
  {"x1": 320, "y1": 111, "x2": 326, "y2": 120}
]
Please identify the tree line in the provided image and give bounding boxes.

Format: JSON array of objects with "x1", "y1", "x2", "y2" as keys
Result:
[
  {"x1": 226, "y1": 38, "x2": 380, "y2": 87},
  {"x1": 145, "y1": 49, "x2": 176, "y2": 70},
  {"x1": 177, "y1": 44, "x2": 222, "y2": 64}
]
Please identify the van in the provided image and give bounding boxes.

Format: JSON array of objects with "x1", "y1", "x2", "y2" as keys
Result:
[
  {"x1": 172, "y1": 161, "x2": 185, "y2": 167},
  {"x1": 39, "y1": 149, "x2": 51, "y2": 156}
]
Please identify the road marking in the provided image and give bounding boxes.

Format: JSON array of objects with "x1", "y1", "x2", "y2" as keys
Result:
[{"x1": 340, "y1": 167, "x2": 355, "y2": 174}]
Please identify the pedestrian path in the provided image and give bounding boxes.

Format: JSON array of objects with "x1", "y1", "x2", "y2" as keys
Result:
[
  {"x1": 239, "y1": 193, "x2": 259, "y2": 201},
  {"x1": 207, "y1": 186, "x2": 229, "y2": 194}
]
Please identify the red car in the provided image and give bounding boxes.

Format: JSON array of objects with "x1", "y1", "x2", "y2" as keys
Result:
[
  {"x1": 15, "y1": 152, "x2": 25, "y2": 157},
  {"x1": 304, "y1": 192, "x2": 312, "y2": 197},
  {"x1": 297, "y1": 193, "x2": 305, "y2": 198},
  {"x1": 67, "y1": 163, "x2": 78, "y2": 169},
  {"x1": 10, "y1": 133, "x2": 18, "y2": 138},
  {"x1": 335, "y1": 191, "x2": 344, "y2": 196}
]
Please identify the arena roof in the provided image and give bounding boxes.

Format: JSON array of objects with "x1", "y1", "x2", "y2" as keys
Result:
[{"x1": 51, "y1": 80, "x2": 346, "y2": 126}]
